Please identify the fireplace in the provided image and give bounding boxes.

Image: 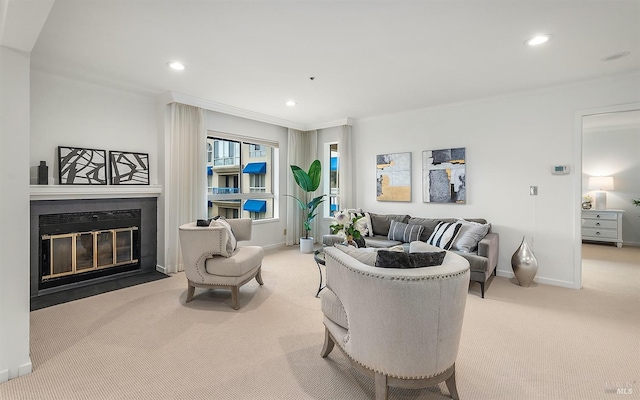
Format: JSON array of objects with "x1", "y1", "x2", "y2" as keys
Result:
[
  {"x1": 39, "y1": 210, "x2": 141, "y2": 290},
  {"x1": 30, "y1": 195, "x2": 158, "y2": 305}
]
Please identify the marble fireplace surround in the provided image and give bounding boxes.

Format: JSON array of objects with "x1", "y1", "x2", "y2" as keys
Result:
[{"x1": 30, "y1": 185, "x2": 161, "y2": 300}]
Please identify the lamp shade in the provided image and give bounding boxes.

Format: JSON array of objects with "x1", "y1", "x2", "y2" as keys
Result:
[{"x1": 588, "y1": 176, "x2": 614, "y2": 191}]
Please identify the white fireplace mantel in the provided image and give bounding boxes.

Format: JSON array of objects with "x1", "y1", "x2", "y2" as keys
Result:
[{"x1": 30, "y1": 185, "x2": 162, "y2": 201}]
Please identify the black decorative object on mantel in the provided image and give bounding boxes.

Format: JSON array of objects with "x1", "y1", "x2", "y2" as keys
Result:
[{"x1": 37, "y1": 161, "x2": 48, "y2": 185}]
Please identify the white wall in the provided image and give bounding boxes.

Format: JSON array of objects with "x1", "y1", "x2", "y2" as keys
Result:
[
  {"x1": 30, "y1": 71, "x2": 158, "y2": 184},
  {"x1": 583, "y1": 125, "x2": 640, "y2": 245},
  {"x1": 206, "y1": 110, "x2": 289, "y2": 248},
  {"x1": 353, "y1": 73, "x2": 640, "y2": 288},
  {"x1": 0, "y1": 46, "x2": 32, "y2": 382}
]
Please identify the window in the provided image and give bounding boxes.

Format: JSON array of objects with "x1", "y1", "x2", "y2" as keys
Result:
[
  {"x1": 325, "y1": 142, "x2": 339, "y2": 216},
  {"x1": 207, "y1": 134, "x2": 278, "y2": 221}
]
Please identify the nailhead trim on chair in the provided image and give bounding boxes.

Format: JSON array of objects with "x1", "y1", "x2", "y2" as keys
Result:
[{"x1": 327, "y1": 327, "x2": 455, "y2": 380}]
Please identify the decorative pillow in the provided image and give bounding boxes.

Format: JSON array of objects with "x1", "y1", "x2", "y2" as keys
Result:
[
  {"x1": 375, "y1": 250, "x2": 446, "y2": 269},
  {"x1": 349, "y1": 210, "x2": 374, "y2": 237},
  {"x1": 334, "y1": 243, "x2": 404, "y2": 266},
  {"x1": 210, "y1": 218, "x2": 237, "y2": 257},
  {"x1": 452, "y1": 219, "x2": 490, "y2": 253},
  {"x1": 388, "y1": 220, "x2": 424, "y2": 243},
  {"x1": 427, "y1": 221, "x2": 462, "y2": 250}
]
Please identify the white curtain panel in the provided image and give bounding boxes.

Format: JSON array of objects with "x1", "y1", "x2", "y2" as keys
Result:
[
  {"x1": 286, "y1": 129, "x2": 318, "y2": 245},
  {"x1": 338, "y1": 125, "x2": 355, "y2": 210},
  {"x1": 165, "y1": 103, "x2": 207, "y2": 273}
]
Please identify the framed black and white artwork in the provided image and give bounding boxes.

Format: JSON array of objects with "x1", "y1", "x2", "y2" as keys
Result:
[
  {"x1": 58, "y1": 146, "x2": 107, "y2": 185},
  {"x1": 422, "y1": 147, "x2": 466, "y2": 204},
  {"x1": 109, "y1": 151, "x2": 150, "y2": 185}
]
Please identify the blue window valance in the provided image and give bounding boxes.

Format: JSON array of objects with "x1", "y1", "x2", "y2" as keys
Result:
[
  {"x1": 242, "y1": 162, "x2": 267, "y2": 174},
  {"x1": 243, "y1": 199, "x2": 267, "y2": 213}
]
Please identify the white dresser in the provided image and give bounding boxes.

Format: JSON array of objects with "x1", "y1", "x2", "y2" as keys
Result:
[{"x1": 581, "y1": 209, "x2": 625, "y2": 248}]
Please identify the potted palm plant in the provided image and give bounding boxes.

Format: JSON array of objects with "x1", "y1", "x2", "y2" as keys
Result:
[{"x1": 287, "y1": 159, "x2": 326, "y2": 253}]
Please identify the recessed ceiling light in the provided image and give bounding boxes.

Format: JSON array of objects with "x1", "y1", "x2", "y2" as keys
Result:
[
  {"x1": 524, "y1": 34, "x2": 553, "y2": 46},
  {"x1": 601, "y1": 51, "x2": 630, "y2": 62},
  {"x1": 286, "y1": 100, "x2": 296, "y2": 107},
  {"x1": 167, "y1": 61, "x2": 186, "y2": 71}
]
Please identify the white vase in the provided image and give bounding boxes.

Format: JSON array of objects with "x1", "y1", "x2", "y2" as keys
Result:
[
  {"x1": 511, "y1": 237, "x2": 538, "y2": 287},
  {"x1": 300, "y1": 237, "x2": 314, "y2": 253}
]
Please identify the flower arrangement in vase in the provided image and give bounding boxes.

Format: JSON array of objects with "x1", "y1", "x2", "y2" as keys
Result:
[
  {"x1": 329, "y1": 211, "x2": 368, "y2": 246},
  {"x1": 582, "y1": 195, "x2": 593, "y2": 210}
]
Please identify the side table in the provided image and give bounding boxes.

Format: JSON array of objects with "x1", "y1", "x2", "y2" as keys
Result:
[{"x1": 313, "y1": 249, "x2": 326, "y2": 298}]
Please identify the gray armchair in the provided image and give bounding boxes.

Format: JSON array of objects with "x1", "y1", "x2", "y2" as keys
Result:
[
  {"x1": 178, "y1": 218, "x2": 264, "y2": 310},
  {"x1": 320, "y1": 244, "x2": 470, "y2": 399}
]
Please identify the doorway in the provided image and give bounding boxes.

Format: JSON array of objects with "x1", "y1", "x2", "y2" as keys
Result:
[{"x1": 576, "y1": 105, "x2": 640, "y2": 288}]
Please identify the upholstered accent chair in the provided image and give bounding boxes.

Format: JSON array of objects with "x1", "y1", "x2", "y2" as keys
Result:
[
  {"x1": 320, "y1": 245, "x2": 470, "y2": 400},
  {"x1": 178, "y1": 218, "x2": 264, "y2": 310}
]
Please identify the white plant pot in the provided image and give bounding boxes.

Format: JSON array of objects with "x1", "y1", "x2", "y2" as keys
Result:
[{"x1": 300, "y1": 237, "x2": 314, "y2": 253}]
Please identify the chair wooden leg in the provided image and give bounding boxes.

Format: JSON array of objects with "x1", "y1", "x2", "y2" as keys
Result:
[
  {"x1": 374, "y1": 372, "x2": 388, "y2": 400},
  {"x1": 320, "y1": 327, "x2": 335, "y2": 358},
  {"x1": 445, "y1": 367, "x2": 459, "y2": 400},
  {"x1": 231, "y1": 286, "x2": 240, "y2": 310},
  {"x1": 255, "y1": 267, "x2": 264, "y2": 285},
  {"x1": 480, "y1": 281, "x2": 485, "y2": 298},
  {"x1": 186, "y1": 283, "x2": 195, "y2": 303}
]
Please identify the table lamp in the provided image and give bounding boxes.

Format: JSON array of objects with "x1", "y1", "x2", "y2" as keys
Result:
[{"x1": 588, "y1": 176, "x2": 614, "y2": 210}]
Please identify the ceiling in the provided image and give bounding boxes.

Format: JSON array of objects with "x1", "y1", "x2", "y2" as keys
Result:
[{"x1": 29, "y1": 0, "x2": 640, "y2": 127}]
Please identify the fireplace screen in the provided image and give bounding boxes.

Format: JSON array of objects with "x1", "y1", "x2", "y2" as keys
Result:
[{"x1": 42, "y1": 227, "x2": 139, "y2": 280}]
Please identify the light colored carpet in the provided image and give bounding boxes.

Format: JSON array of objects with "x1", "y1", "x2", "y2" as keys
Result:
[{"x1": 1, "y1": 244, "x2": 638, "y2": 399}]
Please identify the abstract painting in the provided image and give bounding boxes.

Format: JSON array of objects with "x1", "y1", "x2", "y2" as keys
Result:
[
  {"x1": 58, "y1": 146, "x2": 107, "y2": 185},
  {"x1": 422, "y1": 147, "x2": 466, "y2": 203},
  {"x1": 376, "y1": 152, "x2": 411, "y2": 202},
  {"x1": 109, "y1": 151, "x2": 150, "y2": 185}
]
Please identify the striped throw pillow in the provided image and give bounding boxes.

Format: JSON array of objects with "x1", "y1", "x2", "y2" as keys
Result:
[
  {"x1": 427, "y1": 221, "x2": 463, "y2": 250},
  {"x1": 388, "y1": 220, "x2": 424, "y2": 243}
]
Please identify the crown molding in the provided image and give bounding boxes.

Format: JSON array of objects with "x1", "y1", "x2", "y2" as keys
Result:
[
  {"x1": 159, "y1": 92, "x2": 353, "y2": 131},
  {"x1": 159, "y1": 91, "x2": 307, "y2": 130}
]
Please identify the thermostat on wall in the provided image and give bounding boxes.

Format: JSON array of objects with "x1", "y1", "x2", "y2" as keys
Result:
[{"x1": 551, "y1": 165, "x2": 570, "y2": 175}]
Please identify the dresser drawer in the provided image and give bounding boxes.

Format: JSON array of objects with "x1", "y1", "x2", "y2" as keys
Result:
[
  {"x1": 582, "y1": 228, "x2": 618, "y2": 239},
  {"x1": 582, "y1": 212, "x2": 617, "y2": 221},
  {"x1": 582, "y1": 219, "x2": 617, "y2": 229}
]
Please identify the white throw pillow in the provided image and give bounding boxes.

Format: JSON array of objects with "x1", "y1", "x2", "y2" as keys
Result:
[
  {"x1": 348, "y1": 209, "x2": 374, "y2": 237},
  {"x1": 452, "y1": 219, "x2": 490, "y2": 253},
  {"x1": 427, "y1": 221, "x2": 462, "y2": 250},
  {"x1": 210, "y1": 218, "x2": 237, "y2": 257}
]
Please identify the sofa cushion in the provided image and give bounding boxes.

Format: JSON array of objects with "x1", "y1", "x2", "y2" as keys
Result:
[
  {"x1": 388, "y1": 220, "x2": 424, "y2": 243},
  {"x1": 321, "y1": 288, "x2": 348, "y2": 329},
  {"x1": 364, "y1": 235, "x2": 403, "y2": 248},
  {"x1": 427, "y1": 221, "x2": 462, "y2": 250},
  {"x1": 334, "y1": 243, "x2": 404, "y2": 266},
  {"x1": 452, "y1": 219, "x2": 491, "y2": 253},
  {"x1": 375, "y1": 250, "x2": 446, "y2": 269},
  {"x1": 369, "y1": 213, "x2": 410, "y2": 236}
]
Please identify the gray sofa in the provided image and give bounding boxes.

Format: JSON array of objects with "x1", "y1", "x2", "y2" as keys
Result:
[{"x1": 326, "y1": 212, "x2": 499, "y2": 298}]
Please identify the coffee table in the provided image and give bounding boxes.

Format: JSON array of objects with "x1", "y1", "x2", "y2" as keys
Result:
[{"x1": 313, "y1": 249, "x2": 326, "y2": 298}]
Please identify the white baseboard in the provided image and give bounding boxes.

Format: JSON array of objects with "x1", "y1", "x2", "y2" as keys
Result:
[
  {"x1": 18, "y1": 361, "x2": 32, "y2": 377},
  {"x1": 496, "y1": 270, "x2": 577, "y2": 289},
  {"x1": 0, "y1": 359, "x2": 32, "y2": 383},
  {"x1": 262, "y1": 242, "x2": 286, "y2": 251},
  {"x1": 156, "y1": 264, "x2": 168, "y2": 274}
]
